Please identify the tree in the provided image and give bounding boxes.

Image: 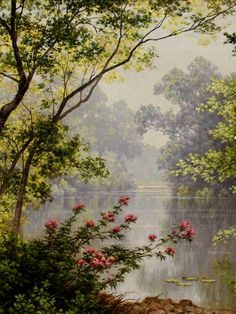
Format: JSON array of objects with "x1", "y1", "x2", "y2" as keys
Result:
[
  {"x1": 0, "y1": 0, "x2": 234, "y2": 129},
  {"x1": 175, "y1": 78, "x2": 236, "y2": 194},
  {"x1": 0, "y1": 110, "x2": 108, "y2": 234},
  {"x1": 68, "y1": 97, "x2": 143, "y2": 160},
  {"x1": 0, "y1": 0, "x2": 235, "y2": 233},
  {"x1": 52, "y1": 92, "x2": 145, "y2": 193},
  {"x1": 224, "y1": 32, "x2": 236, "y2": 55},
  {"x1": 135, "y1": 57, "x2": 230, "y2": 194}
]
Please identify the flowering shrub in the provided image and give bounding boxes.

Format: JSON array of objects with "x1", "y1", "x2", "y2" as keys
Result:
[
  {"x1": 0, "y1": 197, "x2": 195, "y2": 313},
  {"x1": 148, "y1": 234, "x2": 157, "y2": 242},
  {"x1": 44, "y1": 219, "x2": 58, "y2": 230}
]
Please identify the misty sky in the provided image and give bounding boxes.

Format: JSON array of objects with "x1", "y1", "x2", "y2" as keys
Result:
[{"x1": 101, "y1": 19, "x2": 236, "y2": 148}]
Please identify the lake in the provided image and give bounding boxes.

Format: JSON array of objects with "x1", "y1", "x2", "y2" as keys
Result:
[{"x1": 24, "y1": 189, "x2": 236, "y2": 310}]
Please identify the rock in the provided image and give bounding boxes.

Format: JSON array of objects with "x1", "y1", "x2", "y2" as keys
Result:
[
  {"x1": 149, "y1": 304, "x2": 165, "y2": 311},
  {"x1": 164, "y1": 303, "x2": 175, "y2": 312},
  {"x1": 159, "y1": 298, "x2": 173, "y2": 306},
  {"x1": 149, "y1": 310, "x2": 165, "y2": 314},
  {"x1": 174, "y1": 308, "x2": 184, "y2": 313},
  {"x1": 143, "y1": 297, "x2": 160, "y2": 304},
  {"x1": 179, "y1": 299, "x2": 195, "y2": 307},
  {"x1": 185, "y1": 305, "x2": 198, "y2": 312},
  {"x1": 195, "y1": 308, "x2": 205, "y2": 314},
  {"x1": 132, "y1": 304, "x2": 144, "y2": 313},
  {"x1": 98, "y1": 293, "x2": 236, "y2": 314}
]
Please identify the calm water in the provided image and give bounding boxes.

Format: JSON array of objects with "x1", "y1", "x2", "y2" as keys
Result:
[{"x1": 24, "y1": 190, "x2": 236, "y2": 310}]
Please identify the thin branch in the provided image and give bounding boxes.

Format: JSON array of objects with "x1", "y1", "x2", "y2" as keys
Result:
[
  {"x1": 53, "y1": 15, "x2": 125, "y2": 121},
  {"x1": 57, "y1": 77, "x2": 102, "y2": 120},
  {"x1": 52, "y1": 4, "x2": 236, "y2": 122},
  {"x1": 16, "y1": 0, "x2": 26, "y2": 27},
  {"x1": 0, "y1": 136, "x2": 33, "y2": 196},
  {"x1": 89, "y1": 66, "x2": 97, "y2": 80},
  {"x1": 0, "y1": 72, "x2": 19, "y2": 83},
  {"x1": 0, "y1": 17, "x2": 11, "y2": 34}
]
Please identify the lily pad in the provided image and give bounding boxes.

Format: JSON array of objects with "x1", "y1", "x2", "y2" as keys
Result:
[
  {"x1": 176, "y1": 282, "x2": 192, "y2": 286},
  {"x1": 182, "y1": 276, "x2": 199, "y2": 281},
  {"x1": 164, "y1": 278, "x2": 180, "y2": 284},
  {"x1": 200, "y1": 279, "x2": 216, "y2": 284}
]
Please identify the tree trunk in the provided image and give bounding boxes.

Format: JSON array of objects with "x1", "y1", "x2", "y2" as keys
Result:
[
  {"x1": 0, "y1": 137, "x2": 33, "y2": 197},
  {"x1": 12, "y1": 151, "x2": 34, "y2": 234},
  {"x1": 0, "y1": 80, "x2": 29, "y2": 131}
]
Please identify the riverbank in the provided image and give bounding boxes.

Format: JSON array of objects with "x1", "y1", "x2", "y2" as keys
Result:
[{"x1": 100, "y1": 294, "x2": 236, "y2": 314}]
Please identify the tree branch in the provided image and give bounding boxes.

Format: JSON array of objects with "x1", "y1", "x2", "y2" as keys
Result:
[
  {"x1": 0, "y1": 17, "x2": 11, "y2": 34},
  {"x1": 52, "y1": 4, "x2": 236, "y2": 123},
  {"x1": 0, "y1": 72, "x2": 19, "y2": 83},
  {"x1": 0, "y1": 136, "x2": 34, "y2": 197},
  {"x1": 57, "y1": 76, "x2": 102, "y2": 120}
]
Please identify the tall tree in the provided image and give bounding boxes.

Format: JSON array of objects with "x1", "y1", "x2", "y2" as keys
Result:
[
  {"x1": 0, "y1": 0, "x2": 235, "y2": 233},
  {"x1": 135, "y1": 57, "x2": 234, "y2": 194},
  {"x1": 175, "y1": 78, "x2": 236, "y2": 194}
]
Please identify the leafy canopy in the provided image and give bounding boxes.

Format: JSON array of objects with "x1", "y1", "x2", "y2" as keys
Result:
[
  {"x1": 175, "y1": 78, "x2": 236, "y2": 193},
  {"x1": 135, "y1": 57, "x2": 234, "y2": 195},
  {"x1": 0, "y1": 0, "x2": 235, "y2": 232}
]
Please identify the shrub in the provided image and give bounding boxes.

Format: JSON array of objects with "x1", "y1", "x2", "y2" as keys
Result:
[{"x1": 0, "y1": 198, "x2": 195, "y2": 313}]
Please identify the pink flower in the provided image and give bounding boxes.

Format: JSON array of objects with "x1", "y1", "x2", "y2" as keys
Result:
[
  {"x1": 86, "y1": 247, "x2": 97, "y2": 255},
  {"x1": 91, "y1": 257, "x2": 100, "y2": 268},
  {"x1": 165, "y1": 246, "x2": 176, "y2": 256},
  {"x1": 180, "y1": 220, "x2": 189, "y2": 230},
  {"x1": 148, "y1": 234, "x2": 157, "y2": 242},
  {"x1": 118, "y1": 196, "x2": 129, "y2": 206},
  {"x1": 103, "y1": 212, "x2": 115, "y2": 222},
  {"x1": 95, "y1": 251, "x2": 104, "y2": 259},
  {"x1": 124, "y1": 213, "x2": 137, "y2": 223},
  {"x1": 187, "y1": 227, "x2": 196, "y2": 238},
  {"x1": 72, "y1": 203, "x2": 85, "y2": 212},
  {"x1": 172, "y1": 230, "x2": 177, "y2": 236},
  {"x1": 112, "y1": 225, "x2": 121, "y2": 233},
  {"x1": 181, "y1": 227, "x2": 196, "y2": 239},
  {"x1": 100, "y1": 256, "x2": 107, "y2": 266},
  {"x1": 181, "y1": 231, "x2": 188, "y2": 239},
  {"x1": 45, "y1": 219, "x2": 58, "y2": 230},
  {"x1": 77, "y1": 259, "x2": 86, "y2": 265},
  {"x1": 106, "y1": 256, "x2": 116, "y2": 266},
  {"x1": 85, "y1": 219, "x2": 96, "y2": 228}
]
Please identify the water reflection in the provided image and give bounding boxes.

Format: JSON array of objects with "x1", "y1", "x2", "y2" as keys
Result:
[{"x1": 24, "y1": 191, "x2": 236, "y2": 309}]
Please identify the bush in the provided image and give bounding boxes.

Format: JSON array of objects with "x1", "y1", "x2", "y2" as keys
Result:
[{"x1": 0, "y1": 197, "x2": 195, "y2": 313}]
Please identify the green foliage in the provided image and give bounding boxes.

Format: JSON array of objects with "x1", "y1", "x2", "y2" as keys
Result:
[
  {"x1": 213, "y1": 255, "x2": 236, "y2": 295},
  {"x1": 0, "y1": 113, "x2": 108, "y2": 211},
  {"x1": 0, "y1": 0, "x2": 235, "y2": 232},
  {"x1": 135, "y1": 57, "x2": 230, "y2": 195},
  {"x1": 213, "y1": 225, "x2": 236, "y2": 245},
  {"x1": 8, "y1": 284, "x2": 58, "y2": 314},
  {"x1": 0, "y1": 199, "x2": 195, "y2": 313},
  {"x1": 224, "y1": 32, "x2": 236, "y2": 55},
  {"x1": 175, "y1": 78, "x2": 236, "y2": 193}
]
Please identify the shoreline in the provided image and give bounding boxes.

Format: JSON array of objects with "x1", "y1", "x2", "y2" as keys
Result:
[{"x1": 100, "y1": 294, "x2": 236, "y2": 314}]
